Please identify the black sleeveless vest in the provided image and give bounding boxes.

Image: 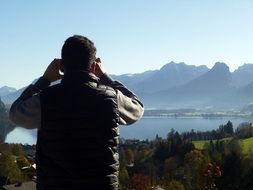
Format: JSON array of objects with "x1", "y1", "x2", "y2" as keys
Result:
[{"x1": 36, "y1": 71, "x2": 120, "y2": 190}]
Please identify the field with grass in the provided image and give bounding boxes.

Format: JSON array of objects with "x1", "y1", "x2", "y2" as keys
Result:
[
  {"x1": 193, "y1": 137, "x2": 253, "y2": 154},
  {"x1": 241, "y1": 137, "x2": 253, "y2": 153}
]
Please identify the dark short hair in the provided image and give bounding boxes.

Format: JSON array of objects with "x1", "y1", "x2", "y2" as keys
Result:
[{"x1": 61, "y1": 35, "x2": 96, "y2": 71}]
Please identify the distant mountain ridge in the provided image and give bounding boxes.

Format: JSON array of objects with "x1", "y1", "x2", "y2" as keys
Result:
[
  {"x1": 232, "y1": 64, "x2": 253, "y2": 87},
  {"x1": 144, "y1": 62, "x2": 234, "y2": 108},
  {"x1": 133, "y1": 62, "x2": 209, "y2": 93},
  {"x1": 2, "y1": 61, "x2": 253, "y2": 110},
  {"x1": 0, "y1": 86, "x2": 17, "y2": 97},
  {"x1": 113, "y1": 62, "x2": 253, "y2": 109},
  {"x1": 0, "y1": 98, "x2": 15, "y2": 142}
]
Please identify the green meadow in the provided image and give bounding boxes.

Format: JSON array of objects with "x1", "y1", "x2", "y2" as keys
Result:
[{"x1": 193, "y1": 137, "x2": 253, "y2": 154}]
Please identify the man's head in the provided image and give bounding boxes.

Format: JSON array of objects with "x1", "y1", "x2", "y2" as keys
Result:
[{"x1": 61, "y1": 35, "x2": 97, "y2": 71}]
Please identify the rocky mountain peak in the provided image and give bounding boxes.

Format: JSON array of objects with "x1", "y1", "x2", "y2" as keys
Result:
[
  {"x1": 211, "y1": 62, "x2": 230, "y2": 72},
  {"x1": 234, "y1": 63, "x2": 253, "y2": 72},
  {"x1": 0, "y1": 86, "x2": 17, "y2": 97},
  {"x1": 160, "y1": 61, "x2": 185, "y2": 71},
  {"x1": 231, "y1": 63, "x2": 253, "y2": 87}
]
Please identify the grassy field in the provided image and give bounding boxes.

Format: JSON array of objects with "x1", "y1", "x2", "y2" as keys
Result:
[
  {"x1": 241, "y1": 137, "x2": 253, "y2": 153},
  {"x1": 193, "y1": 137, "x2": 253, "y2": 154}
]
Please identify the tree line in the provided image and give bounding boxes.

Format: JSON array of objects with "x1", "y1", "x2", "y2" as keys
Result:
[
  {"x1": 181, "y1": 120, "x2": 253, "y2": 141},
  {"x1": 119, "y1": 121, "x2": 253, "y2": 190},
  {"x1": 1, "y1": 121, "x2": 253, "y2": 189}
]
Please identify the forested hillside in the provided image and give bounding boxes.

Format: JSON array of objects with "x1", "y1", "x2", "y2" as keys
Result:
[{"x1": 119, "y1": 121, "x2": 253, "y2": 190}]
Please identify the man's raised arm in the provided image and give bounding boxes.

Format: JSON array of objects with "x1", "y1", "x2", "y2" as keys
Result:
[
  {"x1": 100, "y1": 74, "x2": 144, "y2": 125},
  {"x1": 9, "y1": 59, "x2": 62, "y2": 129},
  {"x1": 91, "y1": 58, "x2": 144, "y2": 125}
]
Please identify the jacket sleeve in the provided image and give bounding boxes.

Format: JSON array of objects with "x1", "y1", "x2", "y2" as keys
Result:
[
  {"x1": 9, "y1": 77, "x2": 50, "y2": 129},
  {"x1": 100, "y1": 74, "x2": 144, "y2": 125}
]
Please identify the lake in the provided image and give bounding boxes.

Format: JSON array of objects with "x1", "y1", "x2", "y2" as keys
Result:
[{"x1": 5, "y1": 116, "x2": 253, "y2": 144}]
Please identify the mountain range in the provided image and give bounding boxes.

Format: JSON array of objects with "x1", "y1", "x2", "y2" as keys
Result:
[
  {"x1": 0, "y1": 86, "x2": 17, "y2": 97},
  {"x1": 0, "y1": 98, "x2": 15, "y2": 142},
  {"x1": 2, "y1": 61, "x2": 253, "y2": 110},
  {"x1": 112, "y1": 61, "x2": 253, "y2": 109}
]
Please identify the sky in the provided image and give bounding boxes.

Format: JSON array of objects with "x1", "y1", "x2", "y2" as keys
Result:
[{"x1": 1, "y1": 0, "x2": 253, "y2": 89}]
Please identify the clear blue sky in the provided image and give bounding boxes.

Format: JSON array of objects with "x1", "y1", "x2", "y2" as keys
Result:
[{"x1": 1, "y1": 0, "x2": 253, "y2": 89}]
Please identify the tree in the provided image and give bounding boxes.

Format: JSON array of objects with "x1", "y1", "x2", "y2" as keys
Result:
[
  {"x1": 167, "y1": 180, "x2": 185, "y2": 190},
  {"x1": 235, "y1": 122, "x2": 253, "y2": 139},
  {"x1": 125, "y1": 148, "x2": 134, "y2": 164},
  {"x1": 224, "y1": 121, "x2": 234, "y2": 135},
  {"x1": 205, "y1": 141, "x2": 223, "y2": 165},
  {"x1": 128, "y1": 174, "x2": 152, "y2": 190},
  {"x1": 216, "y1": 151, "x2": 242, "y2": 190},
  {"x1": 16, "y1": 156, "x2": 30, "y2": 169},
  {"x1": 119, "y1": 167, "x2": 129, "y2": 189},
  {"x1": 183, "y1": 150, "x2": 210, "y2": 190},
  {"x1": 0, "y1": 153, "x2": 23, "y2": 183},
  {"x1": 236, "y1": 152, "x2": 253, "y2": 189},
  {"x1": 11, "y1": 144, "x2": 24, "y2": 157},
  {"x1": 226, "y1": 138, "x2": 243, "y2": 156},
  {"x1": 164, "y1": 156, "x2": 180, "y2": 179},
  {"x1": 217, "y1": 121, "x2": 234, "y2": 138},
  {"x1": 239, "y1": 168, "x2": 253, "y2": 190},
  {"x1": 202, "y1": 163, "x2": 221, "y2": 190}
]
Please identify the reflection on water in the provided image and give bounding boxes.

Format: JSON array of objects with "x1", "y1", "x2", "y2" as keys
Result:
[
  {"x1": 5, "y1": 127, "x2": 37, "y2": 145},
  {"x1": 6, "y1": 116, "x2": 253, "y2": 144},
  {"x1": 120, "y1": 116, "x2": 253, "y2": 140}
]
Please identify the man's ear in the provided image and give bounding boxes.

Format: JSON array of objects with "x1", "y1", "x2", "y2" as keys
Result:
[{"x1": 90, "y1": 62, "x2": 96, "y2": 74}]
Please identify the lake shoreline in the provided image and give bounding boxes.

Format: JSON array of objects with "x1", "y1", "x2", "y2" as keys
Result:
[
  {"x1": 6, "y1": 116, "x2": 253, "y2": 144},
  {"x1": 144, "y1": 109, "x2": 253, "y2": 118}
]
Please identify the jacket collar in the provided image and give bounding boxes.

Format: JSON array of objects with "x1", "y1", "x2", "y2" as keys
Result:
[{"x1": 61, "y1": 70, "x2": 99, "y2": 85}]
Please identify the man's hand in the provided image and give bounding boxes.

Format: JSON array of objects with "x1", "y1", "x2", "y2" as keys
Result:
[
  {"x1": 92, "y1": 58, "x2": 106, "y2": 78},
  {"x1": 43, "y1": 59, "x2": 63, "y2": 82}
]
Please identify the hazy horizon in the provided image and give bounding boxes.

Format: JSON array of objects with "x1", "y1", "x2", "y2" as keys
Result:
[{"x1": 1, "y1": 61, "x2": 253, "y2": 89}]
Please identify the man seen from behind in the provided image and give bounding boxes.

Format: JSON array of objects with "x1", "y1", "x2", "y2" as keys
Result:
[{"x1": 9, "y1": 35, "x2": 144, "y2": 190}]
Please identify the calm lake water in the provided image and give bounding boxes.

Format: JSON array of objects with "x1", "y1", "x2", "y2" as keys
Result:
[{"x1": 5, "y1": 116, "x2": 253, "y2": 144}]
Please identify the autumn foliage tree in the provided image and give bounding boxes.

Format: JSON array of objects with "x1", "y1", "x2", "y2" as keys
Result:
[
  {"x1": 0, "y1": 153, "x2": 23, "y2": 184},
  {"x1": 125, "y1": 148, "x2": 134, "y2": 164},
  {"x1": 167, "y1": 180, "x2": 185, "y2": 190},
  {"x1": 183, "y1": 150, "x2": 210, "y2": 190},
  {"x1": 128, "y1": 174, "x2": 152, "y2": 190},
  {"x1": 118, "y1": 122, "x2": 253, "y2": 189}
]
